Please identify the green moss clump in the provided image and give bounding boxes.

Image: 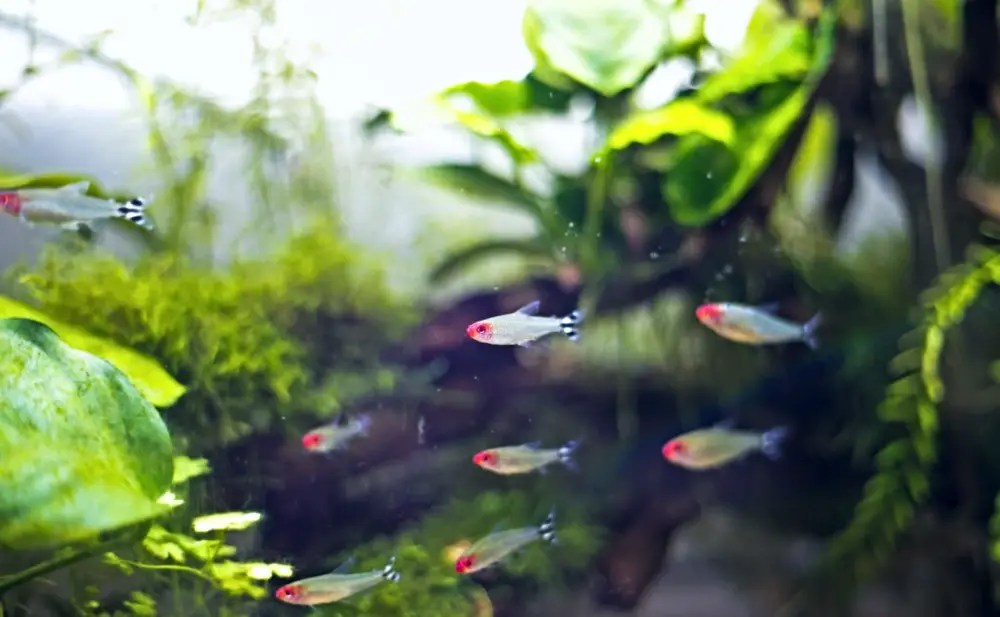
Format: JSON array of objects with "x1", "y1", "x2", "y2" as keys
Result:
[
  {"x1": 304, "y1": 490, "x2": 604, "y2": 617},
  {"x1": 9, "y1": 221, "x2": 416, "y2": 452}
]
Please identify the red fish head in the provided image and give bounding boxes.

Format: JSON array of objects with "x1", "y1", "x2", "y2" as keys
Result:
[
  {"x1": 455, "y1": 554, "x2": 476, "y2": 574},
  {"x1": 275, "y1": 584, "x2": 305, "y2": 604},
  {"x1": 695, "y1": 303, "x2": 724, "y2": 326},
  {"x1": 301, "y1": 432, "x2": 323, "y2": 451},
  {"x1": 0, "y1": 192, "x2": 22, "y2": 216},
  {"x1": 466, "y1": 321, "x2": 494, "y2": 342},
  {"x1": 662, "y1": 439, "x2": 688, "y2": 462},
  {"x1": 472, "y1": 450, "x2": 496, "y2": 468}
]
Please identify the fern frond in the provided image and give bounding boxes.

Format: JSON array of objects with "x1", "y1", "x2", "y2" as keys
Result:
[{"x1": 791, "y1": 246, "x2": 1000, "y2": 607}]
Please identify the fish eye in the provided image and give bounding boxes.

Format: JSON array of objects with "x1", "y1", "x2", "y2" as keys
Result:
[
  {"x1": 302, "y1": 433, "x2": 320, "y2": 448},
  {"x1": 476, "y1": 324, "x2": 487, "y2": 335}
]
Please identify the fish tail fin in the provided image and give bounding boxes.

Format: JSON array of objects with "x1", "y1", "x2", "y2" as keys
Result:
[
  {"x1": 760, "y1": 426, "x2": 790, "y2": 460},
  {"x1": 557, "y1": 440, "x2": 580, "y2": 471},
  {"x1": 802, "y1": 312, "x2": 822, "y2": 350},
  {"x1": 537, "y1": 507, "x2": 558, "y2": 544},
  {"x1": 115, "y1": 197, "x2": 153, "y2": 230},
  {"x1": 381, "y1": 556, "x2": 401, "y2": 582},
  {"x1": 558, "y1": 308, "x2": 585, "y2": 342}
]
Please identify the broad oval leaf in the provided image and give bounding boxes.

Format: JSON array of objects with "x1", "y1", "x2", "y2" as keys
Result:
[
  {"x1": 522, "y1": 0, "x2": 677, "y2": 97},
  {"x1": 696, "y1": 19, "x2": 812, "y2": 103},
  {"x1": 604, "y1": 100, "x2": 736, "y2": 153},
  {"x1": 0, "y1": 295, "x2": 186, "y2": 407},
  {"x1": 664, "y1": 10, "x2": 837, "y2": 226},
  {"x1": 0, "y1": 318, "x2": 174, "y2": 548},
  {"x1": 439, "y1": 80, "x2": 530, "y2": 117}
]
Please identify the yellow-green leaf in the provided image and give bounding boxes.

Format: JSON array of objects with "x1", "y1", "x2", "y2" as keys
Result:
[
  {"x1": 604, "y1": 100, "x2": 736, "y2": 153},
  {"x1": 0, "y1": 295, "x2": 185, "y2": 407}
]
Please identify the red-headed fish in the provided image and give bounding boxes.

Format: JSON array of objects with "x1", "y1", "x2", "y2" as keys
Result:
[
  {"x1": 274, "y1": 555, "x2": 400, "y2": 606},
  {"x1": 302, "y1": 414, "x2": 371, "y2": 454},
  {"x1": 473, "y1": 440, "x2": 578, "y2": 475},
  {"x1": 466, "y1": 300, "x2": 584, "y2": 347},
  {"x1": 695, "y1": 302, "x2": 821, "y2": 349},
  {"x1": 455, "y1": 509, "x2": 557, "y2": 575},
  {"x1": 662, "y1": 424, "x2": 789, "y2": 470},
  {"x1": 0, "y1": 181, "x2": 152, "y2": 232}
]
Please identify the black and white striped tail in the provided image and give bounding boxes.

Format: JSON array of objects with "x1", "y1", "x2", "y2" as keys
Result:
[
  {"x1": 537, "y1": 508, "x2": 557, "y2": 544},
  {"x1": 381, "y1": 556, "x2": 401, "y2": 582},
  {"x1": 558, "y1": 309, "x2": 585, "y2": 342},
  {"x1": 115, "y1": 197, "x2": 153, "y2": 231}
]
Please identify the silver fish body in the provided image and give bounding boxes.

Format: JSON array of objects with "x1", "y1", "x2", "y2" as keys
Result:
[
  {"x1": 467, "y1": 300, "x2": 584, "y2": 347},
  {"x1": 276, "y1": 557, "x2": 400, "y2": 606},
  {"x1": 456, "y1": 509, "x2": 557, "y2": 575},
  {"x1": 702, "y1": 303, "x2": 820, "y2": 348},
  {"x1": 10, "y1": 181, "x2": 152, "y2": 230},
  {"x1": 475, "y1": 441, "x2": 578, "y2": 475}
]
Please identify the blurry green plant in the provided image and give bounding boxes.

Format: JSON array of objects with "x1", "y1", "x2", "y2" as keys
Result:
[
  {"x1": 9, "y1": 222, "x2": 413, "y2": 453},
  {"x1": 372, "y1": 0, "x2": 836, "y2": 295},
  {"x1": 299, "y1": 490, "x2": 602, "y2": 617},
  {"x1": 15, "y1": 456, "x2": 294, "y2": 617}
]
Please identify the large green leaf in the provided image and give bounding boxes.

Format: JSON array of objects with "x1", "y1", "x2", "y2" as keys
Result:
[
  {"x1": 521, "y1": 0, "x2": 678, "y2": 96},
  {"x1": 438, "y1": 80, "x2": 531, "y2": 117},
  {"x1": 603, "y1": 99, "x2": 736, "y2": 154},
  {"x1": 695, "y1": 18, "x2": 813, "y2": 103},
  {"x1": 663, "y1": 10, "x2": 837, "y2": 226},
  {"x1": 429, "y1": 237, "x2": 554, "y2": 284},
  {"x1": 0, "y1": 318, "x2": 174, "y2": 548},
  {"x1": 0, "y1": 295, "x2": 186, "y2": 408}
]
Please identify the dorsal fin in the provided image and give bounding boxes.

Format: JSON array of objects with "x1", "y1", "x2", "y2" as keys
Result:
[
  {"x1": 521, "y1": 441, "x2": 543, "y2": 450},
  {"x1": 330, "y1": 555, "x2": 356, "y2": 575},
  {"x1": 753, "y1": 302, "x2": 780, "y2": 314},
  {"x1": 713, "y1": 418, "x2": 736, "y2": 430},
  {"x1": 58, "y1": 181, "x2": 91, "y2": 194},
  {"x1": 514, "y1": 300, "x2": 541, "y2": 315}
]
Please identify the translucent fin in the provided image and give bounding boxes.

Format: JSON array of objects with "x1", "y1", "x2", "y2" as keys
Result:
[
  {"x1": 331, "y1": 556, "x2": 356, "y2": 575},
  {"x1": 58, "y1": 181, "x2": 91, "y2": 194},
  {"x1": 515, "y1": 300, "x2": 541, "y2": 315},
  {"x1": 760, "y1": 426, "x2": 790, "y2": 460},
  {"x1": 802, "y1": 312, "x2": 822, "y2": 350}
]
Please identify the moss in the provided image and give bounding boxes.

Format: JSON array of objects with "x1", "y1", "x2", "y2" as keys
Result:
[
  {"x1": 8, "y1": 220, "x2": 416, "y2": 452},
  {"x1": 300, "y1": 490, "x2": 604, "y2": 617}
]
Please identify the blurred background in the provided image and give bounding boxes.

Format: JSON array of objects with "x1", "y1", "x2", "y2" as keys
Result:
[{"x1": 0, "y1": 1, "x2": 997, "y2": 617}]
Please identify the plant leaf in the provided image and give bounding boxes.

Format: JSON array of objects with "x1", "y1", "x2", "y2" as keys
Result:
[
  {"x1": 438, "y1": 80, "x2": 531, "y2": 117},
  {"x1": 0, "y1": 295, "x2": 186, "y2": 407},
  {"x1": 604, "y1": 99, "x2": 736, "y2": 153},
  {"x1": 0, "y1": 318, "x2": 174, "y2": 548},
  {"x1": 663, "y1": 10, "x2": 837, "y2": 226},
  {"x1": 428, "y1": 237, "x2": 554, "y2": 284},
  {"x1": 521, "y1": 0, "x2": 688, "y2": 97},
  {"x1": 414, "y1": 164, "x2": 547, "y2": 221},
  {"x1": 695, "y1": 19, "x2": 813, "y2": 102}
]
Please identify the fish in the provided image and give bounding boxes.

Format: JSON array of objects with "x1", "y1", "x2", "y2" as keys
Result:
[
  {"x1": 0, "y1": 181, "x2": 153, "y2": 231},
  {"x1": 466, "y1": 300, "x2": 584, "y2": 347},
  {"x1": 473, "y1": 440, "x2": 579, "y2": 475},
  {"x1": 274, "y1": 555, "x2": 400, "y2": 606},
  {"x1": 695, "y1": 302, "x2": 821, "y2": 349},
  {"x1": 302, "y1": 414, "x2": 371, "y2": 453},
  {"x1": 455, "y1": 509, "x2": 557, "y2": 575},
  {"x1": 662, "y1": 423, "x2": 790, "y2": 470}
]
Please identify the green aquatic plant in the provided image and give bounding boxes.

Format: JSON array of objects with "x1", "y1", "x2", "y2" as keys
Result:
[
  {"x1": 11, "y1": 222, "x2": 413, "y2": 453},
  {"x1": 11, "y1": 456, "x2": 296, "y2": 617},
  {"x1": 796, "y1": 247, "x2": 1000, "y2": 604},
  {"x1": 0, "y1": 318, "x2": 174, "y2": 549},
  {"x1": 0, "y1": 294, "x2": 184, "y2": 407},
  {"x1": 299, "y1": 490, "x2": 603, "y2": 617}
]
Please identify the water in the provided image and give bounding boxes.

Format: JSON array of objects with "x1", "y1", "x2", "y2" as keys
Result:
[{"x1": 0, "y1": 1, "x2": 999, "y2": 617}]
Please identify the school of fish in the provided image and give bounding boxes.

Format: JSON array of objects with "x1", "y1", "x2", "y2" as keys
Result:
[{"x1": 278, "y1": 295, "x2": 816, "y2": 606}]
